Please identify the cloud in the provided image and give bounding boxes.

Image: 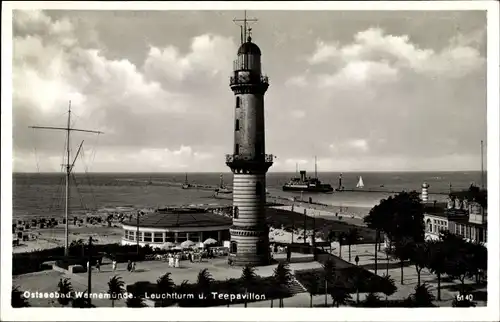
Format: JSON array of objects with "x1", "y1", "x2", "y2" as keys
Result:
[
  {"x1": 285, "y1": 75, "x2": 308, "y2": 87},
  {"x1": 143, "y1": 34, "x2": 236, "y2": 88},
  {"x1": 12, "y1": 11, "x2": 486, "y2": 172},
  {"x1": 328, "y1": 139, "x2": 369, "y2": 154},
  {"x1": 12, "y1": 10, "x2": 236, "y2": 172},
  {"x1": 306, "y1": 27, "x2": 484, "y2": 83}
]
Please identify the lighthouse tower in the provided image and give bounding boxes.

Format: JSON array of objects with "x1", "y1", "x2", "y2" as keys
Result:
[{"x1": 226, "y1": 13, "x2": 273, "y2": 266}]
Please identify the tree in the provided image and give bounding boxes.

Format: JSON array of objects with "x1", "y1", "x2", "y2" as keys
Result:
[
  {"x1": 383, "y1": 246, "x2": 392, "y2": 276},
  {"x1": 175, "y1": 280, "x2": 192, "y2": 307},
  {"x1": 410, "y1": 283, "x2": 435, "y2": 307},
  {"x1": 126, "y1": 293, "x2": 147, "y2": 307},
  {"x1": 345, "y1": 228, "x2": 359, "y2": 262},
  {"x1": 327, "y1": 230, "x2": 337, "y2": 254},
  {"x1": 322, "y1": 258, "x2": 336, "y2": 307},
  {"x1": 364, "y1": 201, "x2": 389, "y2": 275},
  {"x1": 72, "y1": 290, "x2": 90, "y2": 308},
  {"x1": 156, "y1": 272, "x2": 175, "y2": 307},
  {"x1": 380, "y1": 274, "x2": 397, "y2": 304},
  {"x1": 373, "y1": 192, "x2": 425, "y2": 246},
  {"x1": 272, "y1": 262, "x2": 293, "y2": 307},
  {"x1": 440, "y1": 233, "x2": 475, "y2": 294},
  {"x1": 361, "y1": 292, "x2": 382, "y2": 307},
  {"x1": 57, "y1": 278, "x2": 73, "y2": 306},
  {"x1": 426, "y1": 240, "x2": 447, "y2": 301},
  {"x1": 392, "y1": 238, "x2": 412, "y2": 285},
  {"x1": 337, "y1": 232, "x2": 346, "y2": 259},
  {"x1": 408, "y1": 242, "x2": 430, "y2": 286},
  {"x1": 197, "y1": 268, "x2": 214, "y2": 306},
  {"x1": 107, "y1": 275, "x2": 125, "y2": 307},
  {"x1": 240, "y1": 265, "x2": 258, "y2": 308},
  {"x1": 329, "y1": 278, "x2": 352, "y2": 307},
  {"x1": 12, "y1": 286, "x2": 30, "y2": 308},
  {"x1": 306, "y1": 274, "x2": 320, "y2": 308},
  {"x1": 469, "y1": 241, "x2": 487, "y2": 284}
]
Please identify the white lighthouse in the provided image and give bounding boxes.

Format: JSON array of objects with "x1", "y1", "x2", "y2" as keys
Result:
[{"x1": 225, "y1": 12, "x2": 273, "y2": 266}]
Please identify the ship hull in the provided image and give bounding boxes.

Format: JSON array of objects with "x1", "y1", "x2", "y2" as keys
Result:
[{"x1": 282, "y1": 185, "x2": 334, "y2": 193}]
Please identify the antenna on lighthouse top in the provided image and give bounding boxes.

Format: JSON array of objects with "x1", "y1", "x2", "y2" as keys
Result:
[{"x1": 233, "y1": 10, "x2": 258, "y2": 44}]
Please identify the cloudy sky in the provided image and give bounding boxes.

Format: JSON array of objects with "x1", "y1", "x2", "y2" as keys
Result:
[{"x1": 12, "y1": 9, "x2": 487, "y2": 173}]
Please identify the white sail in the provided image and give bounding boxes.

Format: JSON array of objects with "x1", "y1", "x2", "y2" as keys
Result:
[{"x1": 356, "y1": 176, "x2": 364, "y2": 188}]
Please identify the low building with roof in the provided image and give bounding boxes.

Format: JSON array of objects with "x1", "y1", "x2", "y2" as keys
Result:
[
  {"x1": 422, "y1": 185, "x2": 487, "y2": 245},
  {"x1": 121, "y1": 207, "x2": 232, "y2": 247}
]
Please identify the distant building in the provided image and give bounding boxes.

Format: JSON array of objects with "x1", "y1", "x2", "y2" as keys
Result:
[
  {"x1": 422, "y1": 184, "x2": 487, "y2": 245},
  {"x1": 121, "y1": 207, "x2": 232, "y2": 247}
]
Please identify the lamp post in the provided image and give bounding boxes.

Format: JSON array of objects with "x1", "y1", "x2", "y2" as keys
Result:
[
  {"x1": 136, "y1": 211, "x2": 140, "y2": 256},
  {"x1": 355, "y1": 255, "x2": 359, "y2": 304},
  {"x1": 87, "y1": 236, "x2": 92, "y2": 308}
]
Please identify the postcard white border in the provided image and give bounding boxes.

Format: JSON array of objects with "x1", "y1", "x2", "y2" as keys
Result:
[{"x1": 2, "y1": 1, "x2": 499, "y2": 321}]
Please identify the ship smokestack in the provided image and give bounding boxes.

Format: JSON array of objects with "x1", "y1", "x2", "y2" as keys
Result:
[
  {"x1": 300, "y1": 170, "x2": 306, "y2": 182},
  {"x1": 421, "y1": 182, "x2": 429, "y2": 202}
]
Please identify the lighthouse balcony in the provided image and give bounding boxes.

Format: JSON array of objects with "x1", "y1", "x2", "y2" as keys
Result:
[
  {"x1": 226, "y1": 154, "x2": 274, "y2": 172},
  {"x1": 229, "y1": 75, "x2": 269, "y2": 86}
]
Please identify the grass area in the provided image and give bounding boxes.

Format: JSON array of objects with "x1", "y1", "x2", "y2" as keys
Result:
[{"x1": 266, "y1": 207, "x2": 376, "y2": 243}]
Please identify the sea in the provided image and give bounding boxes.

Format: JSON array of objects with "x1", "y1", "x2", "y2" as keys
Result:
[{"x1": 12, "y1": 171, "x2": 485, "y2": 219}]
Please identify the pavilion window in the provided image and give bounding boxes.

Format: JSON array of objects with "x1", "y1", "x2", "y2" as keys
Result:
[
  {"x1": 177, "y1": 232, "x2": 187, "y2": 242},
  {"x1": 189, "y1": 232, "x2": 200, "y2": 242},
  {"x1": 165, "y1": 231, "x2": 175, "y2": 243},
  {"x1": 153, "y1": 232, "x2": 163, "y2": 243},
  {"x1": 130, "y1": 231, "x2": 136, "y2": 241},
  {"x1": 144, "y1": 232, "x2": 152, "y2": 242}
]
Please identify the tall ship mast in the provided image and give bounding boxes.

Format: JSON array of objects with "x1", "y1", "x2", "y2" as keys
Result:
[
  {"x1": 29, "y1": 101, "x2": 103, "y2": 256},
  {"x1": 282, "y1": 156, "x2": 333, "y2": 193}
]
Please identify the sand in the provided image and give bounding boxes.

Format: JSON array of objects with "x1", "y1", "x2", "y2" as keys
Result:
[{"x1": 12, "y1": 225, "x2": 123, "y2": 254}]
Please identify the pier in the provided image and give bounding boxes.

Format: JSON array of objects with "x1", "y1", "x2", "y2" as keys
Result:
[{"x1": 338, "y1": 188, "x2": 451, "y2": 195}]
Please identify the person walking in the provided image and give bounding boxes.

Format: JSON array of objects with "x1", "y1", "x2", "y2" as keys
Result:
[
  {"x1": 95, "y1": 260, "x2": 100, "y2": 272},
  {"x1": 112, "y1": 259, "x2": 117, "y2": 272},
  {"x1": 131, "y1": 261, "x2": 136, "y2": 272}
]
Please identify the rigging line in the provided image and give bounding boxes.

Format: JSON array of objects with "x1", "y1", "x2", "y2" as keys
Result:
[
  {"x1": 91, "y1": 133, "x2": 101, "y2": 169},
  {"x1": 31, "y1": 128, "x2": 41, "y2": 174},
  {"x1": 72, "y1": 172, "x2": 88, "y2": 212},
  {"x1": 48, "y1": 175, "x2": 65, "y2": 214},
  {"x1": 80, "y1": 148, "x2": 97, "y2": 211}
]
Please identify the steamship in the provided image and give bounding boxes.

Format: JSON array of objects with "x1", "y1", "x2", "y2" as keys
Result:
[{"x1": 282, "y1": 158, "x2": 333, "y2": 193}]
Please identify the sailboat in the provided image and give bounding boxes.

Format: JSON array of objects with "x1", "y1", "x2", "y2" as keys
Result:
[
  {"x1": 356, "y1": 176, "x2": 365, "y2": 189},
  {"x1": 182, "y1": 173, "x2": 191, "y2": 189},
  {"x1": 215, "y1": 174, "x2": 232, "y2": 194}
]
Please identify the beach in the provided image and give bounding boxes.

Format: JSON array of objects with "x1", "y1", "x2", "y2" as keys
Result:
[{"x1": 12, "y1": 200, "x2": 370, "y2": 254}]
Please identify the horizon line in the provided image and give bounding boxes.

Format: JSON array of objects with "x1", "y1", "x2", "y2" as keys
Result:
[{"x1": 12, "y1": 170, "x2": 487, "y2": 174}]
